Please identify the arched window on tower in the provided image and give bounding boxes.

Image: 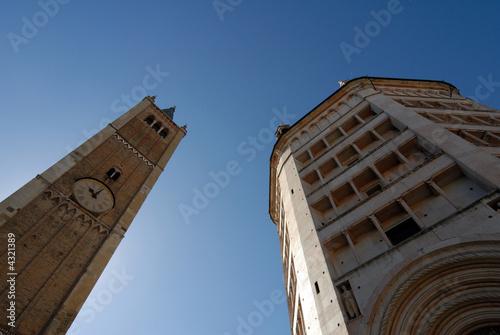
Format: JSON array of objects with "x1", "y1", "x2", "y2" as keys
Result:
[
  {"x1": 145, "y1": 116, "x2": 155, "y2": 125},
  {"x1": 152, "y1": 122, "x2": 162, "y2": 132},
  {"x1": 159, "y1": 129, "x2": 168, "y2": 138},
  {"x1": 106, "y1": 168, "x2": 122, "y2": 181},
  {"x1": 106, "y1": 168, "x2": 115, "y2": 177}
]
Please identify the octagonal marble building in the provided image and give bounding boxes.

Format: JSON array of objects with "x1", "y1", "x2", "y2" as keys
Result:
[{"x1": 269, "y1": 77, "x2": 500, "y2": 335}]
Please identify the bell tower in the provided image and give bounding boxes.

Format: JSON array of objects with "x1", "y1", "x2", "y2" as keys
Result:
[{"x1": 0, "y1": 97, "x2": 186, "y2": 334}]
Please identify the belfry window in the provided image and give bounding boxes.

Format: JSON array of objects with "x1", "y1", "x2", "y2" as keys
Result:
[
  {"x1": 152, "y1": 122, "x2": 162, "y2": 132},
  {"x1": 145, "y1": 116, "x2": 168, "y2": 137},
  {"x1": 145, "y1": 116, "x2": 154, "y2": 125},
  {"x1": 106, "y1": 168, "x2": 115, "y2": 177},
  {"x1": 106, "y1": 168, "x2": 122, "y2": 181}
]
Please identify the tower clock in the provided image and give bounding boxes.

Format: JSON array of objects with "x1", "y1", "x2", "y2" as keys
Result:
[{"x1": 72, "y1": 178, "x2": 115, "y2": 214}]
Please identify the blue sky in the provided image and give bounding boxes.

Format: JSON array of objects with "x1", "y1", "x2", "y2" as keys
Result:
[{"x1": 1, "y1": 1, "x2": 499, "y2": 334}]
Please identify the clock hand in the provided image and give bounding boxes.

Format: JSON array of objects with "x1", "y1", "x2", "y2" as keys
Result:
[
  {"x1": 94, "y1": 189, "x2": 104, "y2": 197},
  {"x1": 88, "y1": 187, "x2": 97, "y2": 198}
]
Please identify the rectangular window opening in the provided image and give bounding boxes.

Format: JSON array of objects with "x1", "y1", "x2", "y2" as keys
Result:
[
  {"x1": 385, "y1": 217, "x2": 422, "y2": 245},
  {"x1": 314, "y1": 281, "x2": 320, "y2": 294}
]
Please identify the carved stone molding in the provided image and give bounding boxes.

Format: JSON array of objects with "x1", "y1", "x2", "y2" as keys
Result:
[
  {"x1": 372, "y1": 243, "x2": 500, "y2": 335},
  {"x1": 113, "y1": 133, "x2": 155, "y2": 168}
]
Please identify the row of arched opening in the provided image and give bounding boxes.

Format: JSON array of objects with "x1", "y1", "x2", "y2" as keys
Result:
[
  {"x1": 145, "y1": 116, "x2": 168, "y2": 138},
  {"x1": 379, "y1": 87, "x2": 450, "y2": 98}
]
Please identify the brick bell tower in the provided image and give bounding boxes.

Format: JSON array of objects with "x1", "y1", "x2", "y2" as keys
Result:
[{"x1": 0, "y1": 96, "x2": 186, "y2": 334}]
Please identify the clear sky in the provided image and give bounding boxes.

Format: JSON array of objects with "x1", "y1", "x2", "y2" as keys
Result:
[{"x1": 1, "y1": 1, "x2": 499, "y2": 334}]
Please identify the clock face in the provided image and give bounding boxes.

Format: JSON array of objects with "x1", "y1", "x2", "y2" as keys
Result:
[{"x1": 72, "y1": 178, "x2": 115, "y2": 214}]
